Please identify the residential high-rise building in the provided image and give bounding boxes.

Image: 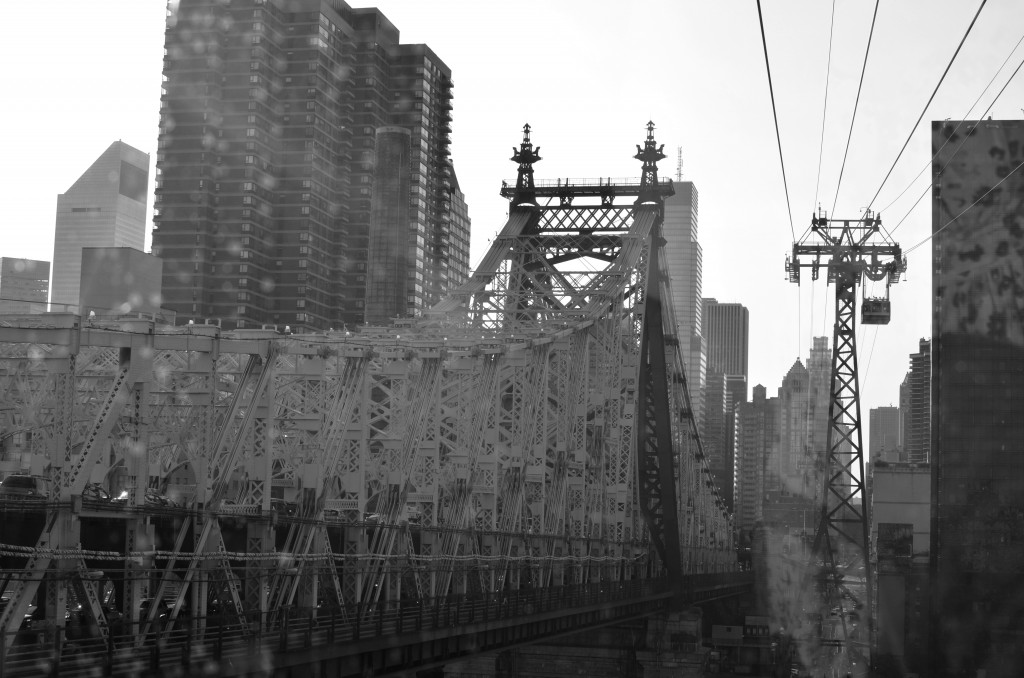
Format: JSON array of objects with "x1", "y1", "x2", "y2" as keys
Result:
[
  {"x1": 153, "y1": 0, "x2": 470, "y2": 330},
  {"x1": 663, "y1": 182, "x2": 704, "y2": 429},
  {"x1": 52, "y1": 141, "x2": 149, "y2": 311},
  {"x1": 0, "y1": 259, "x2": 50, "y2": 315},
  {"x1": 930, "y1": 119, "x2": 1024, "y2": 677},
  {"x1": 901, "y1": 339, "x2": 931, "y2": 464},
  {"x1": 734, "y1": 384, "x2": 778, "y2": 535},
  {"x1": 869, "y1": 406, "x2": 901, "y2": 463}
]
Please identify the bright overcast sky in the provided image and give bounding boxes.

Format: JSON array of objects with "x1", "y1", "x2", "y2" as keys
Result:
[{"x1": 1, "y1": 0, "x2": 1023, "y2": 420}]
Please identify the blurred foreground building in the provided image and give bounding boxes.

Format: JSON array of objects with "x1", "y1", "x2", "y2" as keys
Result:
[
  {"x1": 930, "y1": 118, "x2": 1024, "y2": 677},
  {"x1": 79, "y1": 247, "x2": 165, "y2": 319},
  {"x1": 152, "y1": 0, "x2": 470, "y2": 330}
]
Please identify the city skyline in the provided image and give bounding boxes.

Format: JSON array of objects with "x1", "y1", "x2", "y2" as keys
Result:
[{"x1": 2, "y1": 0, "x2": 1023, "y2": 413}]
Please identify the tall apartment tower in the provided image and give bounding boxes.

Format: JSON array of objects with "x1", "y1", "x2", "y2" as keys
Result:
[
  {"x1": 153, "y1": 0, "x2": 470, "y2": 330},
  {"x1": 869, "y1": 406, "x2": 901, "y2": 464},
  {"x1": 930, "y1": 119, "x2": 1024, "y2": 677},
  {"x1": 663, "y1": 182, "x2": 705, "y2": 427},
  {"x1": 901, "y1": 339, "x2": 931, "y2": 464},
  {"x1": 0, "y1": 259, "x2": 50, "y2": 314},
  {"x1": 734, "y1": 384, "x2": 778, "y2": 535},
  {"x1": 52, "y1": 141, "x2": 149, "y2": 311}
]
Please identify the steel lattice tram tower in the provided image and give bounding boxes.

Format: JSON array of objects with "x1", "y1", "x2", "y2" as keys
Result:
[{"x1": 785, "y1": 210, "x2": 906, "y2": 672}]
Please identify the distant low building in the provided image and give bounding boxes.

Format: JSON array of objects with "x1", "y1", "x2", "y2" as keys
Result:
[
  {"x1": 79, "y1": 247, "x2": 163, "y2": 318},
  {"x1": 0, "y1": 258, "x2": 49, "y2": 314}
]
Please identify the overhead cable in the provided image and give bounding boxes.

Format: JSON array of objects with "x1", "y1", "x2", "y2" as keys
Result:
[
  {"x1": 756, "y1": 0, "x2": 795, "y2": 240},
  {"x1": 831, "y1": 0, "x2": 881, "y2": 217},
  {"x1": 864, "y1": 0, "x2": 989, "y2": 215}
]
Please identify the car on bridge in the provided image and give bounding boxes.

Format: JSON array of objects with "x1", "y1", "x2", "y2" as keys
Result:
[{"x1": 0, "y1": 474, "x2": 52, "y2": 501}]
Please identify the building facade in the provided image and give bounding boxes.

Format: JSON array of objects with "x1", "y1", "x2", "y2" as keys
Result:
[
  {"x1": 901, "y1": 339, "x2": 930, "y2": 464},
  {"x1": 663, "y1": 182, "x2": 705, "y2": 429},
  {"x1": 52, "y1": 141, "x2": 149, "y2": 311},
  {"x1": 734, "y1": 384, "x2": 778, "y2": 535},
  {"x1": 702, "y1": 299, "x2": 749, "y2": 386},
  {"x1": 930, "y1": 119, "x2": 1024, "y2": 677},
  {"x1": 79, "y1": 247, "x2": 165, "y2": 318},
  {"x1": 869, "y1": 405, "x2": 901, "y2": 464},
  {"x1": 153, "y1": 0, "x2": 470, "y2": 330},
  {"x1": 0, "y1": 259, "x2": 50, "y2": 315}
]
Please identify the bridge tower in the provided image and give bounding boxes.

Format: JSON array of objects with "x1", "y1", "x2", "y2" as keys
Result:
[{"x1": 785, "y1": 210, "x2": 906, "y2": 674}]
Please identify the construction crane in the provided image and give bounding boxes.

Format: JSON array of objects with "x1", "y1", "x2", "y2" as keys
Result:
[{"x1": 785, "y1": 208, "x2": 906, "y2": 676}]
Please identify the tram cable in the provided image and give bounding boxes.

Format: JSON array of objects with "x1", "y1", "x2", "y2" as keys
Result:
[
  {"x1": 863, "y1": 0, "x2": 989, "y2": 218},
  {"x1": 830, "y1": 0, "x2": 881, "y2": 218},
  {"x1": 881, "y1": 30, "x2": 1024, "y2": 226},
  {"x1": 756, "y1": 0, "x2": 795, "y2": 242}
]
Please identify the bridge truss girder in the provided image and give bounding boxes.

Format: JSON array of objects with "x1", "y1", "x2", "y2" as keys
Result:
[{"x1": 0, "y1": 128, "x2": 735, "y2": 654}]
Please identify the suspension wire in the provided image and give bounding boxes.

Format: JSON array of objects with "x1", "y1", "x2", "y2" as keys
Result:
[
  {"x1": 882, "y1": 30, "x2": 1024, "y2": 222},
  {"x1": 890, "y1": 45, "x2": 1024, "y2": 235},
  {"x1": 863, "y1": 0, "x2": 989, "y2": 216},
  {"x1": 815, "y1": 0, "x2": 838, "y2": 212},
  {"x1": 905, "y1": 155, "x2": 1024, "y2": 256},
  {"x1": 831, "y1": 0, "x2": 881, "y2": 217},
  {"x1": 756, "y1": 0, "x2": 795, "y2": 241}
]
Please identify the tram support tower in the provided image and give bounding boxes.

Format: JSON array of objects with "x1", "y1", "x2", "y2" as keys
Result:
[{"x1": 785, "y1": 210, "x2": 905, "y2": 670}]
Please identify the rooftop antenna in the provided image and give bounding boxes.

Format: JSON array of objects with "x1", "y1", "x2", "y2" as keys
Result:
[{"x1": 676, "y1": 146, "x2": 683, "y2": 181}]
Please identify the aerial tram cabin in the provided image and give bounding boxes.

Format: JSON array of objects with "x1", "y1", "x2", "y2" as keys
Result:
[{"x1": 861, "y1": 289, "x2": 891, "y2": 325}]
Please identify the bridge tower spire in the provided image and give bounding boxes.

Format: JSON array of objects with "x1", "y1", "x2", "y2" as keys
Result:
[
  {"x1": 635, "y1": 121, "x2": 666, "y2": 204},
  {"x1": 510, "y1": 123, "x2": 541, "y2": 206}
]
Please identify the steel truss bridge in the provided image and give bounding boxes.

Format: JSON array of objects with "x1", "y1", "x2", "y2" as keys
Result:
[{"x1": 0, "y1": 124, "x2": 745, "y2": 676}]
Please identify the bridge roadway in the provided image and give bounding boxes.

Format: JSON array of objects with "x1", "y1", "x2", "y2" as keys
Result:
[{"x1": 0, "y1": 573, "x2": 752, "y2": 677}]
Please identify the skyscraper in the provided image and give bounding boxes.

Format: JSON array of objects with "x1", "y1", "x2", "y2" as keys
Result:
[
  {"x1": 153, "y1": 0, "x2": 470, "y2": 330},
  {"x1": 663, "y1": 182, "x2": 705, "y2": 428},
  {"x1": 930, "y1": 119, "x2": 1024, "y2": 677},
  {"x1": 901, "y1": 339, "x2": 931, "y2": 464},
  {"x1": 702, "y1": 298, "x2": 749, "y2": 389},
  {"x1": 51, "y1": 141, "x2": 149, "y2": 311},
  {"x1": 734, "y1": 384, "x2": 778, "y2": 535},
  {"x1": 869, "y1": 405, "x2": 901, "y2": 464},
  {"x1": 0, "y1": 259, "x2": 50, "y2": 315}
]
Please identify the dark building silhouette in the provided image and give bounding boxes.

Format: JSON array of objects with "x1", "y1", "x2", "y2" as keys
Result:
[
  {"x1": 153, "y1": 0, "x2": 470, "y2": 330},
  {"x1": 930, "y1": 119, "x2": 1024, "y2": 677}
]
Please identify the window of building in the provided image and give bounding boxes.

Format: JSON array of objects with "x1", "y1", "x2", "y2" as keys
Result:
[
  {"x1": 241, "y1": 223, "x2": 251, "y2": 232},
  {"x1": 239, "y1": 264, "x2": 249, "y2": 273},
  {"x1": 296, "y1": 300, "x2": 305, "y2": 308},
  {"x1": 298, "y1": 260, "x2": 307, "y2": 268},
  {"x1": 301, "y1": 206, "x2": 310, "y2": 215},
  {"x1": 299, "y1": 246, "x2": 309, "y2": 254},
  {"x1": 238, "y1": 306, "x2": 247, "y2": 314}
]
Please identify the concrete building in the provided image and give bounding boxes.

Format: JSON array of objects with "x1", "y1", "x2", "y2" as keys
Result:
[
  {"x1": 871, "y1": 461, "x2": 931, "y2": 676},
  {"x1": 702, "y1": 299, "x2": 749, "y2": 392},
  {"x1": 51, "y1": 141, "x2": 149, "y2": 311},
  {"x1": 79, "y1": 247, "x2": 164, "y2": 318},
  {"x1": 152, "y1": 0, "x2": 470, "y2": 330},
  {"x1": 0, "y1": 258, "x2": 50, "y2": 314},
  {"x1": 930, "y1": 119, "x2": 1024, "y2": 677},
  {"x1": 663, "y1": 182, "x2": 705, "y2": 429},
  {"x1": 869, "y1": 405, "x2": 901, "y2": 464},
  {"x1": 901, "y1": 339, "x2": 931, "y2": 464},
  {"x1": 734, "y1": 384, "x2": 778, "y2": 536}
]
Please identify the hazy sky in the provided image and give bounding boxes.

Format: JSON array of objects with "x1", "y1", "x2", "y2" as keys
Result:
[{"x1": 1, "y1": 0, "x2": 1023, "y2": 421}]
